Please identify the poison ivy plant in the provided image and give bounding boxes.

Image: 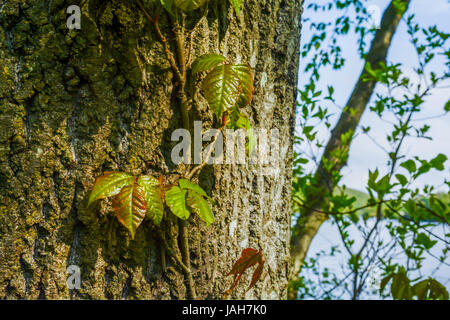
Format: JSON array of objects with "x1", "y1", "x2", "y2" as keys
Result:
[
  {"x1": 192, "y1": 54, "x2": 254, "y2": 120},
  {"x1": 165, "y1": 179, "x2": 215, "y2": 225},
  {"x1": 87, "y1": 171, "x2": 134, "y2": 205},
  {"x1": 88, "y1": 172, "x2": 167, "y2": 238},
  {"x1": 202, "y1": 64, "x2": 244, "y2": 118},
  {"x1": 191, "y1": 54, "x2": 227, "y2": 75},
  {"x1": 89, "y1": 173, "x2": 216, "y2": 236},
  {"x1": 225, "y1": 247, "x2": 264, "y2": 295},
  {"x1": 113, "y1": 181, "x2": 148, "y2": 240},
  {"x1": 230, "y1": 64, "x2": 254, "y2": 108},
  {"x1": 165, "y1": 186, "x2": 191, "y2": 220},
  {"x1": 138, "y1": 175, "x2": 165, "y2": 224}
]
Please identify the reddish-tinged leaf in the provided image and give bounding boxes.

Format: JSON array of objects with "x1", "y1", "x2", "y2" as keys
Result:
[
  {"x1": 227, "y1": 248, "x2": 260, "y2": 275},
  {"x1": 225, "y1": 247, "x2": 264, "y2": 295},
  {"x1": 230, "y1": 64, "x2": 254, "y2": 108},
  {"x1": 225, "y1": 273, "x2": 244, "y2": 296},
  {"x1": 247, "y1": 259, "x2": 264, "y2": 292},
  {"x1": 137, "y1": 175, "x2": 164, "y2": 225},
  {"x1": 88, "y1": 171, "x2": 133, "y2": 207},
  {"x1": 113, "y1": 180, "x2": 147, "y2": 239}
]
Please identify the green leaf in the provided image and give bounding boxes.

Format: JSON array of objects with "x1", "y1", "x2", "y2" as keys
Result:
[
  {"x1": 179, "y1": 179, "x2": 208, "y2": 197},
  {"x1": 173, "y1": 0, "x2": 208, "y2": 11},
  {"x1": 230, "y1": 64, "x2": 254, "y2": 108},
  {"x1": 229, "y1": 0, "x2": 243, "y2": 15},
  {"x1": 400, "y1": 159, "x2": 417, "y2": 174},
  {"x1": 191, "y1": 54, "x2": 226, "y2": 74},
  {"x1": 428, "y1": 279, "x2": 449, "y2": 300},
  {"x1": 186, "y1": 190, "x2": 214, "y2": 226},
  {"x1": 430, "y1": 153, "x2": 447, "y2": 171},
  {"x1": 380, "y1": 274, "x2": 394, "y2": 295},
  {"x1": 413, "y1": 278, "x2": 449, "y2": 300},
  {"x1": 415, "y1": 233, "x2": 437, "y2": 250},
  {"x1": 137, "y1": 175, "x2": 164, "y2": 225},
  {"x1": 395, "y1": 174, "x2": 408, "y2": 186},
  {"x1": 412, "y1": 279, "x2": 429, "y2": 300},
  {"x1": 88, "y1": 172, "x2": 134, "y2": 207},
  {"x1": 391, "y1": 272, "x2": 412, "y2": 300},
  {"x1": 165, "y1": 186, "x2": 190, "y2": 220},
  {"x1": 445, "y1": 100, "x2": 450, "y2": 112},
  {"x1": 202, "y1": 64, "x2": 242, "y2": 118},
  {"x1": 112, "y1": 181, "x2": 147, "y2": 239}
]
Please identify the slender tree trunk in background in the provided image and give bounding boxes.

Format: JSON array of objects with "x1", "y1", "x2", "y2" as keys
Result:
[
  {"x1": 0, "y1": 0, "x2": 302, "y2": 299},
  {"x1": 289, "y1": 0, "x2": 411, "y2": 299}
]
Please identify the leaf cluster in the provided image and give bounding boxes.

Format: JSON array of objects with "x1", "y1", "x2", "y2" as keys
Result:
[{"x1": 88, "y1": 172, "x2": 214, "y2": 238}]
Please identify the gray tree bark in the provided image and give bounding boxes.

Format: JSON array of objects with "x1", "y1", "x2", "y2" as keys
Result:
[{"x1": 0, "y1": 0, "x2": 303, "y2": 299}]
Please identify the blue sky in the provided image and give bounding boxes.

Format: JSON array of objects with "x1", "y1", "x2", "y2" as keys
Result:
[{"x1": 297, "y1": 0, "x2": 450, "y2": 193}]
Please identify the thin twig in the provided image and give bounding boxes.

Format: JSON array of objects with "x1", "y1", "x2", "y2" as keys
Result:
[
  {"x1": 136, "y1": 0, "x2": 183, "y2": 83},
  {"x1": 137, "y1": 0, "x2": 196, "y2": 299}
]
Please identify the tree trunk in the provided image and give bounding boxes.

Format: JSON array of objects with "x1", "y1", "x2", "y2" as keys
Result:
[{"x1": 0, "y1": 0, "x2": 303, "y2": 299}]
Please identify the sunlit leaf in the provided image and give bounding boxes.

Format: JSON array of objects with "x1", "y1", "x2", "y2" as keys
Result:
[
  {"x1": 186, "y1": 190, "x2": 214, "y2": 226},
  {"x1": 191, "y1": 54, "x2": 226, "y2": 74},
  {"x1": 165, "y1": 186, "x2": 190, "y2": 220},
  {"x1": 88, "y1": 172, "x2": 133, "y2": 207},
  {"x1": 202, "y1": 64, "x2": 242, "y2": 118},
  {"x1": 137, "y1": 175, "x2": 164, "y2": 225},
  {"x1": 113, "y1": 180, "x2": 147, "y2": 239},
  {"x1": 179, "y1": 178, "x2": 208, "y2": 197}
]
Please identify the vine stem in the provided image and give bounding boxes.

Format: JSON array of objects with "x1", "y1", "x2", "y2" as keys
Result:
[
  {"x1": 170, "y1": 12, "x2": 197, "y2": 300},
  {"x1": 136, "y1": 0, "x2": 196, "y2": 299},
  {"x1": 157, "y1": 228, "x2": 191, "y2": 275}
]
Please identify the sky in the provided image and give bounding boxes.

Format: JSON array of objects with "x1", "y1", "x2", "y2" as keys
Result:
[{"x1": 297, "y1": 0, "x2": 450, "y2": 193}]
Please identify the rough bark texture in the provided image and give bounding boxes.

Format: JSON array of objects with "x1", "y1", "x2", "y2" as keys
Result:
[
  {"x1": 0, "y1": 0, "x2": 303, "y2": 299},
  {"x1": 289, "y1": 0, "x2": 410, "y2": 298}
]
